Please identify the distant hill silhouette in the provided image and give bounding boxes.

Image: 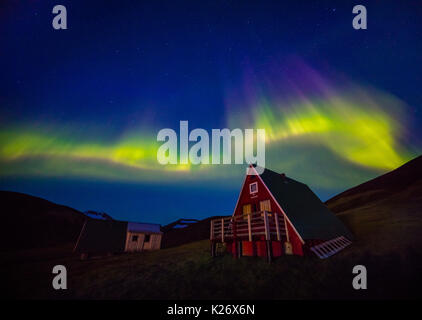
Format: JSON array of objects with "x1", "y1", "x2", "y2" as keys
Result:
[
  {"x1": 161, "y1": 218, "x2": 199, "y2": 232},
  {"x1": 84, "y1": 210, "x2": 114, "y2": 220},
  {"x1": 326, "y1": 155, "x2": 422, "y2": 213},
  {"x1": 0, "y1": 191, "x2": 86, "y2": 251},
  {"x1": 161, "y1": 216, "x2": 228, "y2": 248}
]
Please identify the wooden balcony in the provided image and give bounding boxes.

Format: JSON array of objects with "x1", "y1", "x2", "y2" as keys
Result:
[{"x1": 210, "y1": 211, "x2": 287, "y2": 243}]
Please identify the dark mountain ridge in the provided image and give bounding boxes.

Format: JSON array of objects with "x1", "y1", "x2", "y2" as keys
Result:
[
  {"x1": 326, "y1": 155, "x2": 422, "y2": 213},
  {"x1": 0, "y1": 191, "x2": 86, "y2": 251}
]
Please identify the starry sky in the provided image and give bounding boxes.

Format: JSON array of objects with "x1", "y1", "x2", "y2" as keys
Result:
[{"x1": 1, "y1": 0, "x2": 421, "y2": 224}]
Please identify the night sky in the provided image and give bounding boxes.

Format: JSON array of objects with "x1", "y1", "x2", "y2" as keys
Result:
[{"x1": 1, "y1": 0, "x2": 421, "y2": 224}]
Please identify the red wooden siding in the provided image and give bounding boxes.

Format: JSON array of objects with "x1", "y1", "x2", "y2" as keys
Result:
[
  {"x1": 242, "y1": 241, "x2": 254, "y2": 256},
  {"x1": 233, "y1": 173, "x2": 304, "y2": 256}
]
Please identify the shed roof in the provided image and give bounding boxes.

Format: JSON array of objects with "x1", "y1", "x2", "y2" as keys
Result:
[
  {"x1": 127, "y1": 222, "x2": 162, "y2": 233},
  {"x1": 257, "y1": 167, "x2": 354, "y2": 241}
]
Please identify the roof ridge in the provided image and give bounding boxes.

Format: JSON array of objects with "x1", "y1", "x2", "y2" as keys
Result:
[{"x1": 258, "y1": 166, "x2": 306, "y2": 186}]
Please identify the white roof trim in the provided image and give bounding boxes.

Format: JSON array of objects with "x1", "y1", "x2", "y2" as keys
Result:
[{"x1": 231, "y1": 167, "x2": 252, "y2": 217}]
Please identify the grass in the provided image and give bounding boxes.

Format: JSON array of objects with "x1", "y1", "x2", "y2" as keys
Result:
[{"x1": 3, "y1": 239, "x2": 421, "y2": 299}]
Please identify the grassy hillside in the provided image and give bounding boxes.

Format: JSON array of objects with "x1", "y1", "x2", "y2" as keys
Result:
[
  {"x1": 3, "y1": 234, "x2": 420, "y2": 299},
  {"x1": 0, "y1": 191, "x2": 86, "y2": 251},
  {"x1": 326, "y1": 155, "x2": 422, "y2": 213},
  {"x1": 326, "y1": 155, "x2": 422, "y2": 256}
]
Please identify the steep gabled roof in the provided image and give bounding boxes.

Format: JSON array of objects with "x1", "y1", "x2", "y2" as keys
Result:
[{"x1": 257, "y1": 167, "x2": 354, "y2": 241}]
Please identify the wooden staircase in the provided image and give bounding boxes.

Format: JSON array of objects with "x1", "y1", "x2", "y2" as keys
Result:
[{"x1": 310, "y1": 236, "x2": 352, "y2": 259}]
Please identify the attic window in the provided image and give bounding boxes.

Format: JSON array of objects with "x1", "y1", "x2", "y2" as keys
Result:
[
  {"x1": 144, "y1": 234, "x2": 151, "y2": 242},
  {"x1": 249, "y1": 182, "x2": 258, "y2": 194},
  {"x1": 132, "y1": 235, "x2": 138, "y2": 242}
]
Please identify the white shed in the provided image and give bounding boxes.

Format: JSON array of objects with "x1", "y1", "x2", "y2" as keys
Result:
[{"x1": 125, "y1": 222, "x2": 162, "y2": 252}]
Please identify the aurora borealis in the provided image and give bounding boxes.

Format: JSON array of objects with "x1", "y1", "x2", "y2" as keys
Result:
[
  {"x1": 1, "y1": 1, "x2": 421, "y2": 224},
  {"x1": 0, "y1": 71, "x2": 415, "y2": 181}
]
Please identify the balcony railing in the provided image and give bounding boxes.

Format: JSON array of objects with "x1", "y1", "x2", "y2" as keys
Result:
[{"x1": 210, "y1": 211, "x2": 287, "y2": 242}]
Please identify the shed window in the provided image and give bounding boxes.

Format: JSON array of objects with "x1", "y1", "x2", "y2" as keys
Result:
[
  {"x1": 132, "y1": 235, "x2": 138, "y2": 242},
  {"x1": 144, "y1": 234, "x2": 151, "y2": 242},
  {"x1": 249, "y1": 182, "x2": 258, "y2": 194}
]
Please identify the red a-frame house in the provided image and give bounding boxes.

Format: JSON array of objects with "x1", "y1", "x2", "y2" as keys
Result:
[{"x1": 210, "y1": 165, "x2": 353, "y2": 260}]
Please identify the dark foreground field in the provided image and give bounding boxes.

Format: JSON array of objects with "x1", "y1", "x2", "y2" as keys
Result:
[{"x1": 2, "y1": 238, "x2": 421, "y2": 299}]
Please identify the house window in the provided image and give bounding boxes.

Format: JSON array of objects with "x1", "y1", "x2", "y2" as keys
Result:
[
  {"x1": 242, "y1": 204, "x2": 251, "y2": 220},
  {"x1": 249, "y1": 182, "x2": 258, "y2": 194},
  {"x1": 260, "y1": 199, "x2": 271, "y2": 212},
  {"x1": 243, "y1": 204, "x2": 251, "y2": 216},
  {"x1": 144, "y1": 234, "x2": 151, "y2": 242},
  {"x1": 132, "y1": 235, "x2": 138, "y2": 242}
]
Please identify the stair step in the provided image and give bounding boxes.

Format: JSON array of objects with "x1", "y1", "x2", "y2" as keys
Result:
[{"x1": 310, "y1": 236, "x2": 352, "y2": 259}]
